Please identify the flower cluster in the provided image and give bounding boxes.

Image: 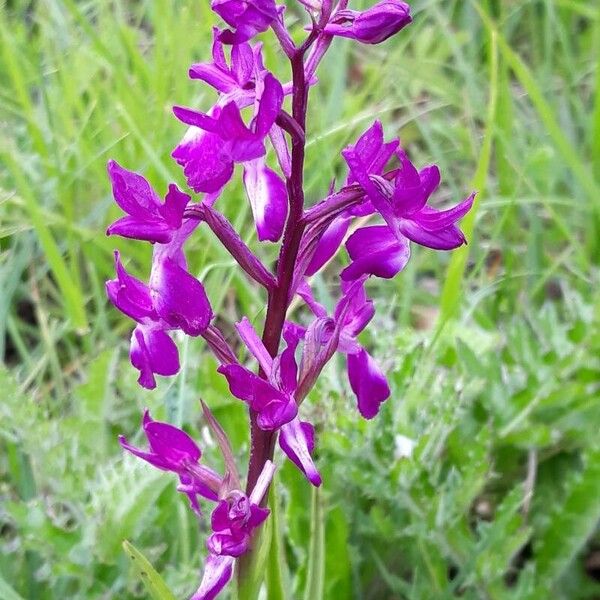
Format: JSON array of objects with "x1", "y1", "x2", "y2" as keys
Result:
[{"x1": 106, "y1": 1, "x2": 473, "y2": 598}]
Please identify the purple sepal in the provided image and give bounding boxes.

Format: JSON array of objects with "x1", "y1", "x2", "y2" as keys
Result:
[
  {"x1": 243, "y1": 158, "x2": 288, "y2": 242},
  {"x1": 305, "y1": 215, "x2": 351, "y2": 276},
  {"x1": 119, "y1": 410, "x2": 222, "y2": 509},
  {"x1": 130, "y1": 326, "x2": 180, "y2": 390},
  {"x1": 325, "y1": 1, "x2": 412, "y2": 45},
  {"x1": 207, "y1": 491, "x2": 270, "y2": 557},
  {"x1": 106, "y1": 161, "x2": 190, "y2": 244},
  {"x1": 212, "y1": 0, "x2": 282, "y2": 44},
  {"x1": 279, "y1": 418, "x2": 322, "y2": 486},
  {"x1": 341, "y1": 225, "x2": 410, "y2": 281},
  {"x1": 190, "y1": 555, "x2": 234, "y2": 600},
  {"x1": 218, "y1": 364, "x2": 298, "y2": 430},
  {"x1": 150, "y1": 255, "x2": 213, "y2": 336},
  {"x1": 347, "y1": 348, "x2": 391, "y2": 419}
]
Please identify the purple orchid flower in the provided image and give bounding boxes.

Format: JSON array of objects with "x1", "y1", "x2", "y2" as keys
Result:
[
  {"x1": 219, "y1": 318, "x2": 322, "y2": 485},
  {"x1": 298, "y1": 278, "x2": 391, "y2": 419},
  {"x1": 189, "y1": 28, "x2": 256, "y2": 98},
  {"x1": 106, "y1": 160, "x2": 190, "y2": 244},
  {"x1": 340, "y1": 122, "x2": 474, "y2": 280},
  {"x1": 106, "y1": 222, "x2": 212, "y2": 389},
  {"x1": 211, "y1": 0, "x2": 282, "y2": 44},
  {"x1": 191, "y1": 461, "x2": 276, "y2": 600},
  {"x1": 325, "y1": 1, "x2": 412, "y2": 45},
  {"x1": 305, "y1": 121, "x2": 400, "y2": 276},
  {"x1": 119, "y1": 410, "x2": 222, "y2": 513},
  {"x1": 172, "y1": 72, "x2": 288, "y2": 242},
  {"x1": 218, "y1": 317, "x2": 299, "y2": 430}
]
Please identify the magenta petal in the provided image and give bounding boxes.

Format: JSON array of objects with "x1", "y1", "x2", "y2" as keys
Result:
[
  {"x1": 243, "y1": 159, "x2": 288, "y2": 242},
  {"x1": 218, "y1": 365, "x2": 297, "y2": 429},
  {"x1": 107, "y1": 160, "x2": 161, "y2": 219},
  {"x1": 190, "y1": 555, "x2": 235, "y2": 600},
  {"x1": 172, "y1": 129, "x2": 234, "y2": 194},
  {"x1": 341, "y1": 225, "x2": 411, "y2": 280},
  {"x1": 279, "y1": 418, "x2": 322, "y2": 486},
  {"x1": 172, "y1": 106, "x2": 219, "y2": 132},
  {"x1": 160, "y1": 184, "x2": 190, "y2": 229},
  {"x1": 269, "y1": 125, "x2": 291, "y2": 178},
  {"x1": 412, "y1": 192, "x2": 475, "y2": 231},
  {"x1": 106, "y1": 252, "x2": 154, "y2": 322},
  {"x1": 189, "y1": 62, "x2": 236, "y2": 93},
  {"x1": 218, "y1": 364, "x2": 262, "y2": 404},
  {"x1": 107, "y1": 215, "x2": 173, "y2": 244},
  {"x1": 305, "y1": 215, "x2": 350, "y2": 276},
  {"x1": 151, "y1": 257, "x2": 212, "y2": 336},
  {"x1": 236, "y1": 317, "x2": 273, "y2": 375},
  {"x1": 144, "y1": 422, "x2": 202, "y2": 465},
  {"x1": 231, "y1": 42, "x2": 254, "y2": 85},
  {"x1": 347, "y1": 348, "x2": 390, "y2": 419},
  {"x1": 206, "y1": 532, "x2": 250, "y2": 557},
  {"x1": 255, "y1": 73, "x2": 284, "y2": 137},
  {"x1": 398, "y1": 220, "x2": 466, "y2": 250},
  {"x1": 118, "y1": 435, "x2": 171, "y2": 471},
  {"x1": 130, "y1": 326, "x2": 180, "y2": 389}
]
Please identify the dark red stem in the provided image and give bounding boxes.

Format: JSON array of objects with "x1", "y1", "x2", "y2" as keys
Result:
[{"x1": 245, "y1": 48, "x2": 311, "y2": 494}]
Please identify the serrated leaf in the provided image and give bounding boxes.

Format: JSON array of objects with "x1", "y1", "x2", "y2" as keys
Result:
[{"x1": 122, "y1": 540, "x2": 177, "y2": 600}]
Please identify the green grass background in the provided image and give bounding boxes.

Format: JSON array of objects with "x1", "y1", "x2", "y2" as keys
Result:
[{"x1": 1, "y1": 0, "x2": 599, "y2": 598}]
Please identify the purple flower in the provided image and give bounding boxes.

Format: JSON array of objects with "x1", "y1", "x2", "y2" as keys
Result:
[
  {"x1": 279, "y1": 418, "x2": 322, "y2": 486},
  {"x1": 191, "y1": 461, "x2": 276, "y2": 600},
  {"x1": 119, "y1": 410, "x2": 222, "y2": 512},
  {"x1": 219, "y1": 318, "x2": 322, "y2": 485},
  {"x1": 298, "y1": 278, "x2": 390, "y2": 419},
  {"x1": 211, "y1": 0, "x2": 282, "y2": 44},
  {"x1": 218, "y1": 318, "x2": 298, "y2": 430},
  {"x1": 106, "y1": 222, "x2": 212, "y2": 389},
  {"x1": 341, "y1": 122, "x2": 475, "y2": 280},
  {"x1": 189, "y1": 29, "x2": 256, "y2": 97},
  {"x1": 106, "y1": 160, "x2": 190, "y2": 244},
  {"x1": 325, "y1": 1, "x2": 412, "y2": 45},
  {"x1": 207, "y1": 490, "x2": 270, "y2": 557},
  {"x1": 172, "y1": 72, "x2": 288, "y2": 242}
]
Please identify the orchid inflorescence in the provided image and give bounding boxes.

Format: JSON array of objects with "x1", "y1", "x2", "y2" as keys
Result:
[{"x1": 106, "y1": 1, "x2": 473, "y2": 597}]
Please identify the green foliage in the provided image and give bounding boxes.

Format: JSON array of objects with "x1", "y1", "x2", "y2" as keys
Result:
[{"x1": 1, "y1": 0, "x2": 599, "y2": 599}]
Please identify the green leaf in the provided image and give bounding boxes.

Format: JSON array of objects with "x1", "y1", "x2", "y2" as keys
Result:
[
  {"x1": 122, "y1": 540, "x2": 177, "y2": 600},
  {"x1": 532, "y1": 445, "x2": 600, "y2": 593},
  {"x1": 0, "y1": 572, "x2": 26, "y2": 600},
  {"x1": 237, "y1": 515, "x2": 273, "y2": 600}
]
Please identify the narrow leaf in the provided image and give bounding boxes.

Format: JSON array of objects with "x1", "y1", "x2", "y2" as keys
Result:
[{"x1": 122, "y1": 540, "x2": 177, "y2": 600}]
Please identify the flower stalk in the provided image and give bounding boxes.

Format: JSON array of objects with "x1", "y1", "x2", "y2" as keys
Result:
[{"x1": 104, "y1": 2, "x2": 474, "y2": 598}]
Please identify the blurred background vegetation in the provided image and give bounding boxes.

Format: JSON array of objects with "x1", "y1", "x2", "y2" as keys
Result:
[{"x1": 1, "y1": 0, "x2": 599, "y2": 598}]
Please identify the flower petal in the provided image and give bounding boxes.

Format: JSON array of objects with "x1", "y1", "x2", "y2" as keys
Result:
[
  {"x1": 106, "y1": 252, "x2": 155, "y2": 322},
  {"x1": 279, "y1": 419, "x2": 322, "y2": 486},
  {"x1": 190, "y1": 555, "x2": 235, "y2": 600},
  {"x1": 172, "y1": 128, "x2": 234, "y2": 194},
  {"x1": 398, "y1": 220, "x2": 466, "y2": 250},
  {"x1": 347, "y1": 348, "x2": 390, "y2": 419},
  {"x1": 107, "y1": 160, "x2": 161, "y2": 219},
  {"x1": 130, "y1": 326, "x2": 180, "y2": 389},
  {"x1": 412, "y1": 192, "x2": 475, "y2": 231},
  {"x1": 305, "y1": 215, "x2": 350, "y2": 276},
  {"x1": 243, "y1": 158, "x2": 288, "y2": 242},
  {"x1": 143, "y1": 421, "x2": 202, "y2": 465},
  {"x1": 151, "y1": 256, "x2": 212, "y2": 336},
  {"x1": 106, "y1": 215, "x2": 173, "y2": 244},
  {"x1": 341, "y1": 225, "x2": 411, "y2": 280}
]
